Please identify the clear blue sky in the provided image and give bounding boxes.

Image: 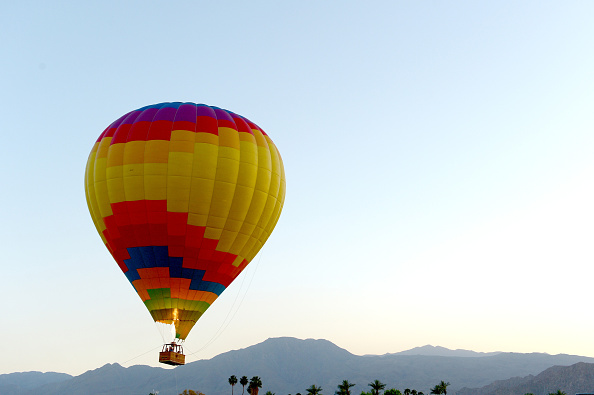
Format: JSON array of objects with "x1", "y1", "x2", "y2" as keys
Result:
[{"x1": 1, "y1": 1, "x2": 593, "y2": 376}]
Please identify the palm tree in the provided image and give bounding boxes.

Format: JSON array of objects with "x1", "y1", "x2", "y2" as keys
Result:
[
  {"x1": 306, "y1": 384, "x2": 323, "y2": 395},
  {"x1": 240, "y1": 376, "x2": 249, "y2": 395},
  {"x1": 411, "y1": 390, "x2": 417, "y2": 395},
  {"x1": 229, "y1": 375, "x2": 238, "y2": 395},
  {"x1": 404, "y1": 389, "x2": 411, "y2": 395},
  {"x1": 548, "y1": 391, "x2": 566, "y2": 395},
  {"x1": 439, "y1": 381, "x2": 450, "y2": 395},
  {"x1": 249, "y1": 376, "x2": 263, "y2": 395},
  {"x1": 430, "y1": 385, "x2": 440, "y2": 395},
  {"x1": 336, "y1": 380, "x2": 355, "y2": 395},
  {"x1": 368, "y1": 380, "x2": 386, "y2": 395}
]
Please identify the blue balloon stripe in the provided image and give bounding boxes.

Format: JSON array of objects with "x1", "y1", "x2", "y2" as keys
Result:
[{"x1": 123, "y1": 246, "x2": 225, "y2": 296}]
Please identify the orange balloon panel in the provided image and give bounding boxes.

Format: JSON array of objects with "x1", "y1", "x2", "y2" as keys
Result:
[{"x1": 84, "y1": 102, "x2": 285, "y2": 339}]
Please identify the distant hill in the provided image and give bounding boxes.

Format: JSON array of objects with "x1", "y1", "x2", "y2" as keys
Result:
[
  {"x1": 389, "y1": 345, "x2": 501, "y2": 358},
  {"x1": 458, "y1": 362, "x2": 594, "y2": 395},
  {"x1": 0, "y1": 371, "x2": 72, "y2": 395},
  {"x1": 2, "y1": 337, "x2": 594, "y2": 395}
]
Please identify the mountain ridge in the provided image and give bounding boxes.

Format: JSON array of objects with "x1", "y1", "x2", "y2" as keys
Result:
[
  {"x1": 3, "y1": 337, "x2": 594, "y2": 395},
  {"x1": 386, "y1": 344, "x2": 501, "y2": 358},
  {"x1": 0, "y1": 371, "x2": 72, "y2": 395},
  {"x1": 458, "y1": 362, "x2": 594, "y2": 395}
]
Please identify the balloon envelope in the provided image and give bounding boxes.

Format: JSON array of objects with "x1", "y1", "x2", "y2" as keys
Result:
[{"x1": 84, "y1": 102, "x2": 285, "y2": 339}]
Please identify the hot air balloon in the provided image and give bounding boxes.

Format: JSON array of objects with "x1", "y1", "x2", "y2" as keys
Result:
[{"x1": 84, "y1": 102, "x2": 285, "y2": 365}]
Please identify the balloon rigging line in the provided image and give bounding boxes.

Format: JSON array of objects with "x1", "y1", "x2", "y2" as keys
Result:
[
  {"x1": 211, "y1": 249, "x2": 262, "y2": 339},
  {"x1": 175, "y1": 363, "x2": 179, "y2": 395},
  {"x1": 185, "y1": 248, "x2": 265, "y2": 360},
  {"x1": 186, "y1": 254, "x2": 257, "y2": 358},
  {"x1": 154, "y1": 322, "x2": 166, "y2": 344},
  {"x1": 187, "y1": 257, "x2": 254, "y2": 356},
  {"x1": 86, "y1": 345, "x2": 164, "y2": 395},
  {"x1": 122, "y1": 345, "x2": 163, "y2": 366},
  {"x1": 192, "y1": 248, "x2": 263, "y2": 354}
]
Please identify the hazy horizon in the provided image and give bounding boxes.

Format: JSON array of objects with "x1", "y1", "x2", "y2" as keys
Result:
[{"x1": 3, "y1": 336, "x2": 590, "y2": 376}]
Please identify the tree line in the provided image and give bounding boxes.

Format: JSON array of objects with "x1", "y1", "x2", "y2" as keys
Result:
[
  {"x1": 171, "y1": 381, "x2": 571, "y2": 395},
  {"x1": 224, "y1": 377, "x2": 451, "y2": 395},
  {"x1": 226, "y1": 375, "x2": 263, "y2": 395}
]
